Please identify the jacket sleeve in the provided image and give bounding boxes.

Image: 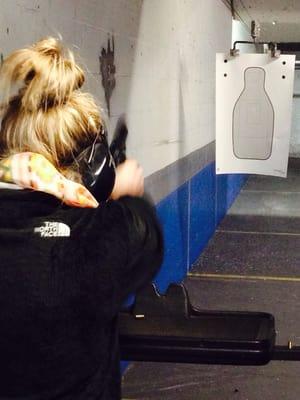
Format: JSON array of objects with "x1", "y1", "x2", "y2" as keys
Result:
[
  {"x1": 81, "y1": 195, "x2": 164, "y2": 311},
  {"x1": 115, "y1": 195, "x2": 164, "y2": 303}
]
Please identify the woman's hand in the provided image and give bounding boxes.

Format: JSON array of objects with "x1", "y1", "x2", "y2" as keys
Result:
[{"x1": 110, "y1": 159, "x2": 144, "y2": 200}]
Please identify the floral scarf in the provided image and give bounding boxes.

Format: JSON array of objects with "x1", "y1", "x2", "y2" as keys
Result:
[{"x1": 0, "y1": 152, "x2": 99, "y2": 208}]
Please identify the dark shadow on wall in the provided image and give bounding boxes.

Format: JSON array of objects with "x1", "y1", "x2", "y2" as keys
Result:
[
  {"x1": 99, "y1": 36, "x2": 116, "y2": 118},
  {"x1": 96, "y1": 4, "x2": 144, "y2": 132}
]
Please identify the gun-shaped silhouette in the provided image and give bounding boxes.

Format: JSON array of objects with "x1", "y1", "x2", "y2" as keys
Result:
[{"x1": 110, "y1": 116, "x2": 128, "y2": 166}]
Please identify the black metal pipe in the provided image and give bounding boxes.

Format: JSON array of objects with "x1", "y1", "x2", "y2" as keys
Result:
[
  {"x1": 121, "y1": 344, "x2": 300, "y2": 364},
  {"x1": 277, "y1": 43, "x2": 300, "y2": 52},
  {"x1": 232, "y1": 40, "x2": 300, "y2": 53},
  {"x1": 230, "y1": 0, "x2": 235, "y2": 19},
  {"x1": 272, "y1": 346, "x2": 300, "y2": 361},
  {"x1": 232, "y1": 40, "x2": 275, "y2": 51}
]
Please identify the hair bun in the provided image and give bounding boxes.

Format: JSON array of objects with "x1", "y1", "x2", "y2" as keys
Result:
[
  {"x1": 0, "y1": 37, "x2": 85, "y2": 112},
  {"x1": 33, "y1": 36, "x2": 63, "y2": 58}
]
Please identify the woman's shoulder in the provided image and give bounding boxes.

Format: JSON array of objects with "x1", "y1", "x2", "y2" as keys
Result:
[{"x1": 62, "y1": 196, "x2": 161, "y2": 248}]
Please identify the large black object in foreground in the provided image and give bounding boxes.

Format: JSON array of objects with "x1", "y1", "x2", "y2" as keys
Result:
[
  {"x1": 119, "y1": 283, "x2": 276, "y2": 365},
  {"x1": 120, "y1": 283, "x2": 300, "y2": 365}
]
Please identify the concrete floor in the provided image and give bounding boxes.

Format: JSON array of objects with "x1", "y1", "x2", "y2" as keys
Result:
[{"x1": 122, "y1": 159, "x2": 300, "y2": 400}]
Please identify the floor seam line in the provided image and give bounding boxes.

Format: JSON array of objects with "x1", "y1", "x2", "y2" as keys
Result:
[
  {"x1": 216, "y1": 229, "x2": 300, "y2": 236},
  {"x1": 188, "y1": 272, "x2": 300, "y2": 282}
]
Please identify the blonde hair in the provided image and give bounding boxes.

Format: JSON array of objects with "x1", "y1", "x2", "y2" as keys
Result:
[{"x1": 0, "y1": 37, "x2": 103, "y2": 179}]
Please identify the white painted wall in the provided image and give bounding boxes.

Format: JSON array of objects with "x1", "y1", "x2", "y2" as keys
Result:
[{"x1": 0, "y1": 0, "x2": 232, "y2": 176}]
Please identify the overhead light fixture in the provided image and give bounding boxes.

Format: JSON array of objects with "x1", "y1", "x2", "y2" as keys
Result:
[{"x1": 272, "y1": 21, "x2": 277, "y2": 25}]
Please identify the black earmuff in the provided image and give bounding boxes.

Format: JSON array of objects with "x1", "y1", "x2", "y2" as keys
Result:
[
  {"x1": 77, "y1": 133, "x2": 116, "y2": 202},
  {"x1": 77, "y1": 116, "x2": 128, "y2": 202}
]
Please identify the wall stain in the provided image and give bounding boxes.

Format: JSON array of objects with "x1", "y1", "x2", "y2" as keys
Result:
[{"x1": 99, "y1": 36, "x2": 116, "y2": 117}]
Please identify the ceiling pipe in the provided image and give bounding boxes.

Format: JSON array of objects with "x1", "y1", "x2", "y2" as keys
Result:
[{"x1": 230, "y1": 0, "x2": 236, "y2": 19}]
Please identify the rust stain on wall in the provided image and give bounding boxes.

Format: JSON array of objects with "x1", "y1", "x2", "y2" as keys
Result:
[{"x1": 99, "y1": 36, "x2": 116, "y2": 117}]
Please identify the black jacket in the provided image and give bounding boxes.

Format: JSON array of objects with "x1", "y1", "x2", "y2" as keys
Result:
[{"x1": 0, "y1": 189, "x2": 163, "y2": 399}]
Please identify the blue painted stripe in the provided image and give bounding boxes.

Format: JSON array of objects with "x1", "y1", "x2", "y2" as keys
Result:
[
  {"x1": 154, "y1": 181, "x2": 189, "y2": 293},
  {"x1": 189, "y1": 163, "x2": 216, "y2": 266},
  {"x1": 153, "y1": 161, "x2": 247, "y2": 293}
]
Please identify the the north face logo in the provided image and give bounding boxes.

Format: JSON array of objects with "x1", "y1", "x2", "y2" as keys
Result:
[{"x1": 34, "y1": 222, "x2": 70, "y2": 237}]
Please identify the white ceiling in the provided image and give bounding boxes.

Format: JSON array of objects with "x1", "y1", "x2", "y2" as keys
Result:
[{"x1": 233, "y1": 0, "x2": 300, "y2": 42}]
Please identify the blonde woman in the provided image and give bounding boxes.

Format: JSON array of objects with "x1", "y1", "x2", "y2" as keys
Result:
[{"x1": 0, "y1": 38, "x2": 163, "y2": 399}]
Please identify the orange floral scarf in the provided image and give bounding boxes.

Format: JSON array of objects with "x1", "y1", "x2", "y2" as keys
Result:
[{"x1": 0, "y1": 152, "x2": 98, "y2": 208}]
